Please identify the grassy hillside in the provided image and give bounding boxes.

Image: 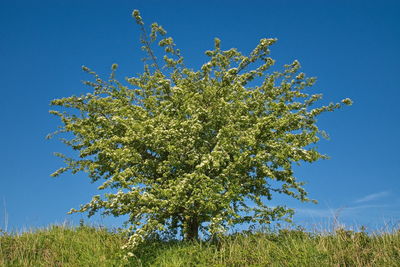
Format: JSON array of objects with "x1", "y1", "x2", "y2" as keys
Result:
[{"x1": 0, "y1": 224, "x2": 399, "y2": 266}]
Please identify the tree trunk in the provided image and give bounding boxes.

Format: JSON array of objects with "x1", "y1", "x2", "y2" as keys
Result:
[{"x1": 184, "y1": 216, "x2": 199, "y2": 241}]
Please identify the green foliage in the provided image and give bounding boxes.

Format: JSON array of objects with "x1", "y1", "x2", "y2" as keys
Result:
[
  {"x1": 1, "y1": 225, "x2": 399, "y2": 266},
  {"x1": 125, "y1": 227, "x2": 400, "y2": 266},
  {"x1": 48, "y1": 10, "x2": 352, "y2": 251}
]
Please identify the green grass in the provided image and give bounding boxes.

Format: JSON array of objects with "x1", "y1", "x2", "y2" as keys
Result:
[
  {"x1": 0, "y1": 224, "x2": 124, "y2": 266},
  {"x1": 1, "y1": 224, "x2": 399, "y2": 266}
]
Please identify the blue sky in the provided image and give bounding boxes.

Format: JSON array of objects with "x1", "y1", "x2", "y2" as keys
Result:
[{"x1": 1, "y1": 0, "x2": 399, "y2": 233}]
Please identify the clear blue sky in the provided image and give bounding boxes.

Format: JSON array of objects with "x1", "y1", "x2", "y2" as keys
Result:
[{"x1": 1, "y1": 0, "x2": 399, "y2": 233}]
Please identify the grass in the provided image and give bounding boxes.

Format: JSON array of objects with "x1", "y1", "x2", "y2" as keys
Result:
[
  {"x1": 0, "y1": 224, "x2": 124, "y2": 266},
  {"x1": 0, "y1": 224, "x2": 399, "y2": 266}
]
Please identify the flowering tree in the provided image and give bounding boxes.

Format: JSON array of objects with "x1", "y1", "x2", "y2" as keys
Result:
[{"x1": 48, "y1": 10, "x2": 352, "y2": 249}]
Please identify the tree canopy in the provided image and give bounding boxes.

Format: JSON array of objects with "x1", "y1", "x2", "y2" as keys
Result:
[{"x1": 48, "y1": 10, "x2": 352, "y2": 251}]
